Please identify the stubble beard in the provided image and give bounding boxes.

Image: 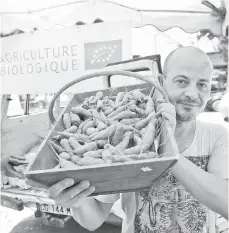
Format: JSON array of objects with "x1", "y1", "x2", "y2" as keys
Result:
[
  {"x1": 176, "y1": 111, "x2": 196, "y2": 122},
  {"x1": 176, "y1": 105, "x2": 205, "y2": 122}
]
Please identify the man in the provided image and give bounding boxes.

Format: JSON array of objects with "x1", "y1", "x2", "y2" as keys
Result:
[{"x1": 31, "y1": 47, "x2": 228, "y2": 233}]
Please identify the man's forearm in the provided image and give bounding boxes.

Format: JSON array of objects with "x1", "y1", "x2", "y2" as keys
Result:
[
  {"x1": 72, "y1": 197, "x2": 113, "y2": 231},
  {"x1": 170, "y1": 156, "x2": 228, "y2": 219}
]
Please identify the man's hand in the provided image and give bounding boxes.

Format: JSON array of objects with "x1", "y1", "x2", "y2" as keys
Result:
[
  {"x1": 26, "y1": 178, "x2": 95, "y2": 209},
  {"x1": 156, "y1": 99, "x2": 176, "y2": 131}
]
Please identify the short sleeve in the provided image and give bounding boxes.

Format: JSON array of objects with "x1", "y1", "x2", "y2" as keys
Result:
[
  {"x1": 207, "y1": 125, "x2": 228, "y2": 179},
  {"x1": 93, "y1": 193, "x2": 120, "y2": 204}
]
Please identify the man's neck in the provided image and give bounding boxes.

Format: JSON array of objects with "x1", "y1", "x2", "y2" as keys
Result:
[{"x1": 175, "y1": 120, "x2": 196, "y2": 138}]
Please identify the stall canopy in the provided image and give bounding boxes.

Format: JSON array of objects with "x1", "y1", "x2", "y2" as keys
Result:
[{"x1": 1, "y1": 0, "x2": 227, "y2": 34}]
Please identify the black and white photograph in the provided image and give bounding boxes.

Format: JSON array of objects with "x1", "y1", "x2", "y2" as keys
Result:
[{"x1": 0, "y1": 0, "x2": 228, "y2": 232}]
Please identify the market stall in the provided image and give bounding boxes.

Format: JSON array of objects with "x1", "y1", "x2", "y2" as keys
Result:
[{"x1": 1, "y1": 1, "x2": 228, "y2": 232}]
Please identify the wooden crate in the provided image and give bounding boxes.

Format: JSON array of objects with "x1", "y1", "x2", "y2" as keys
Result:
[{"x1": 25, "y1": 83, "x2": 179, "y2": 195}]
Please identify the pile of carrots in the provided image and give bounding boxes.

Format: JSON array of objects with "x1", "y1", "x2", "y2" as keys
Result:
[{"x1": 49, "y1": 89, "x2": 163, "y2": 169}]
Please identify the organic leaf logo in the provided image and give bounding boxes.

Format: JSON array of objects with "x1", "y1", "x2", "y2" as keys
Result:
[{"x1": 91, "y1": 45, "x2": 118, "y2": 64}]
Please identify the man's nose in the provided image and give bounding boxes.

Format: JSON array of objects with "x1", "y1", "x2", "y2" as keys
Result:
[{"x1": 184, "y1": 85, "x2": 199, "y2": 100}]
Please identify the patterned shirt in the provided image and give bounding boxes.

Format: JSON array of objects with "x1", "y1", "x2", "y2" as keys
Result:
[{"x1": 95, "y1": 120, "x2": 228, "y2": 233}]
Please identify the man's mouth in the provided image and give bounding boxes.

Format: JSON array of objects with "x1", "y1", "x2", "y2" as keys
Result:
[{"x1": 177, "y1": 101, "x2": 200, "y2": 107}]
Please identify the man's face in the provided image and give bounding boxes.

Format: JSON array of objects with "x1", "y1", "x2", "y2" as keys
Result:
[{"x1": 163, "y1": 54, "x2": 212, "y2": 122}]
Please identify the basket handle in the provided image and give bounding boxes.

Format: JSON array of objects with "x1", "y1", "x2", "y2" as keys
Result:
[{"x1": 48, "y1": 70, "x2": 169, "y2": 125}]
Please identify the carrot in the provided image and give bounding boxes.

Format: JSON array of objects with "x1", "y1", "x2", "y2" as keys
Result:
[
  {"x1": 56, "y1": 131, "x2": 89, "y2": 142},
  {"x1": 69, "y1": 137, "x2": 81, "y2": 150},
  {"x1": 90, "y1": 124, "x2": 117, "y2": 141},
  {"x1": 107, "y1": 100, "x2": 136, "y2": 118},
  {"x1": 133, "y1": 134, "x2": 142, "y2": 145},
  {"x1": 59, "y1": 157, "x2": 80, "y2": 169},
  {"x1": 83, "y1": 150, "x2": 103, "y2": 158},
  {"x1": 102, "y1": 150, "x2": 112, "y2": 164},
  {"x1": 91, "y1": 91, "x2": 103, "y2": 104},
  {"x1": 96, "y1": 91, "x2": 104, "y2": 100},
  {"x1": 78, "y1": 157, "x2": 105, "y2": 166},
  {"x1": 76, "y1": 128, "x2": 82, "y2": 135},
  {"x1": 88, "y1": 96, "x2": 95, "y2": 103},
  {"x1": 49, "y1": 140, "x2": 65, "y2": 153},
  {"x1": 138, "y1": 102, "x2": 146, "y2": 110},
  {"x1": 86, "y1": 127, "x2": 97, "y2": 135},
  {"x1": 129, "y1": 105, "x2": 146, "y2": 117},
  {"x1": 91, "y1": 96, "x2": 99, "y2": 104},
  {"x1": 112, "y1": 125, "x2": 125, "y2": 146},
  {"x1": 53, "y1": 125, "x2": 78, "y2": 140},
  {"x1": 103, "y1": 106, "x2": 111, "y2": 111},
  {"x1": 134, "y1": 112, "x2": 155, "y2": 130},
  {"x1": 90, "y1": 109, "x2": 101, "y2": 120},
  {"x1": 132, "y1": 90, "x2": 145, "y2": 102},
  {"x1": 53, "y1": 164, "x2": 61, "y2": 170},
  {"x1": 65, "y1": 125, "x2": 78, "y2": 133},
  {"x1": 71, "y1": 155, "x2": 81, "y2": 164},
  {"x1": 96, "y1": 139, "x2": 108, "y2": 149},
  {"x1": 108, "y1": 99, "x2": 115, "y2": 108},
  {"x1": 111, "y1": 111, "x2": 137, "y2": 121},
  {"x1": 140, "y1": 127, "x2": 147, "y2": 135},
  {"x1": 97, "y1": 121, "x2": 107, "y2": 131},
  {"x1": 81, "y1": 102, "x2": 89, "y2": 110},
  {"x1": 114, "y1": 100, "x2": 129, "y2": 110},
  {"x1": 122, "y1": 93, "x2": 129, "y2": 103},
  {"x1": 83, "y1": 97, "x2": 89, "y2": 104},
  {"x1": 138, "y1": 152, "x2": 157, "y2": 160},
  {"x1": 115, "y1": 132, "x2": 132, "y2": 150},
  {"x1": 89, "y1": 131, "x2": 99, "y2": 140},
  {"x1": 104, "y1": 108, "x2": 114, "y2": 116},
  {"x1": 78, "y1": 118, "x2": 91, "y2": 131},
  {"x1": 96, "y1": 100, "x2": 104, "y2": 111},
  {"x1": 126, "y1": 152, "x2": 157, "y2": 160},
  {"x1": 115, "y1": 92, "x2": 125, "y2": 108},
  {"x1": 59, "y1": 152, "x2": 71, "y2": 160},
  {"x1": 63, "y1": 113, "x2": 71, "y2": 129},
  {"x1": 107, "y1": 103, "x2": 129, "y2": 118},
  {"x1": 103, "y1": 144, "x2": 125, "y2": 156},
  {"x1": 140, "y1": 118, "x2": 158, "y2": 152},
  {"x1": 60, "y1": 139, "x2": 74, "y2": 156},
  {"x1": 111, "y1": 154, "x2": 133, "y2": 163},
  {"x1": 143, "y1": 96, "x2": 149, "y2": 102},
  {"x1": 117, "y1": 123, "x2": 135, "y2": 132},
  {"x1": 102, "y1": 99, "x2": 109, "y2": 106},
  {"x1": 70, "y1": 113, "x2": 81, "y2": 126},
  {"x1": 127, "y1": 94, "x2": 134, "y2": 101},
  {"x1": 73, "y1": 142, "x2": 98, "y2": 155},
  {"x1": 123, "y1": 146, "x2": 142, "y2": 155},
  {"x1": 120, "y1": 118, "x2": 140, "y2": 125},
  {"x1": 99, "y1": 111, "x2": 107, "y2": 123},
  {"x1": 83, "y1": 120, "x2": 96, "y2": 133},
  {"x1": 102, "y1": 96, "x2": 109, "y2": 102},
  {"x1": 145, "y1": 97, "x2": 155, "y2": 115},
  {"x1": 71, "y1": 107, "x2": 92, "y2": 119}
]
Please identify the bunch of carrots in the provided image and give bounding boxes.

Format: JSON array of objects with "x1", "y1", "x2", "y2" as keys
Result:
[{"x1": 49, "y1": 89, "x2": 163, "y2": 169}]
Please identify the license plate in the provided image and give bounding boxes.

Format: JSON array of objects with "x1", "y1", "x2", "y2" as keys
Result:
[{"x1": 36, "y1": 203, "x2": 72, "y2": 215}]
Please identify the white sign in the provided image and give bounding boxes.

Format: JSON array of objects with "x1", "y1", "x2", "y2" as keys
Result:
[{"x1": 0, "y1": 21, "x2": 132, "y2": 94}]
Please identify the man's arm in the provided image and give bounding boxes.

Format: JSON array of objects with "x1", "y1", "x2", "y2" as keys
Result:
[
  {"x1": 156, "y1": 100, "x2": 228, "y2": 219},
  {"x1": 170, "y1": 155, "x2": 228, "y2": 219},
  {"x1": 72, "y1": 197, "x2": 114, "y2": 231},
  {"x1": 45, "y1": 177, "x2": 120, "y2": 231}
]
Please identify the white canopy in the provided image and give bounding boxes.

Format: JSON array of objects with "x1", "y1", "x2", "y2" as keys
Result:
[{"x1": 1, "y1": 0, "x2": 226, "y2": 34}]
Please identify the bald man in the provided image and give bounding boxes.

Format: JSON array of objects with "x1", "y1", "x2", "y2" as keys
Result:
[{"x1": 37, "y1": 47, "x2": 228, "y2": 233}]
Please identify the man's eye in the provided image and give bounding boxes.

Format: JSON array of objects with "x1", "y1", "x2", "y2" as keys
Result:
[
  {"x1": 198, "y1": 83, "x2": 208, "y2": 89},
  {"x1": 176, "y1": 80, "x2": 187, "y2": 86}
]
